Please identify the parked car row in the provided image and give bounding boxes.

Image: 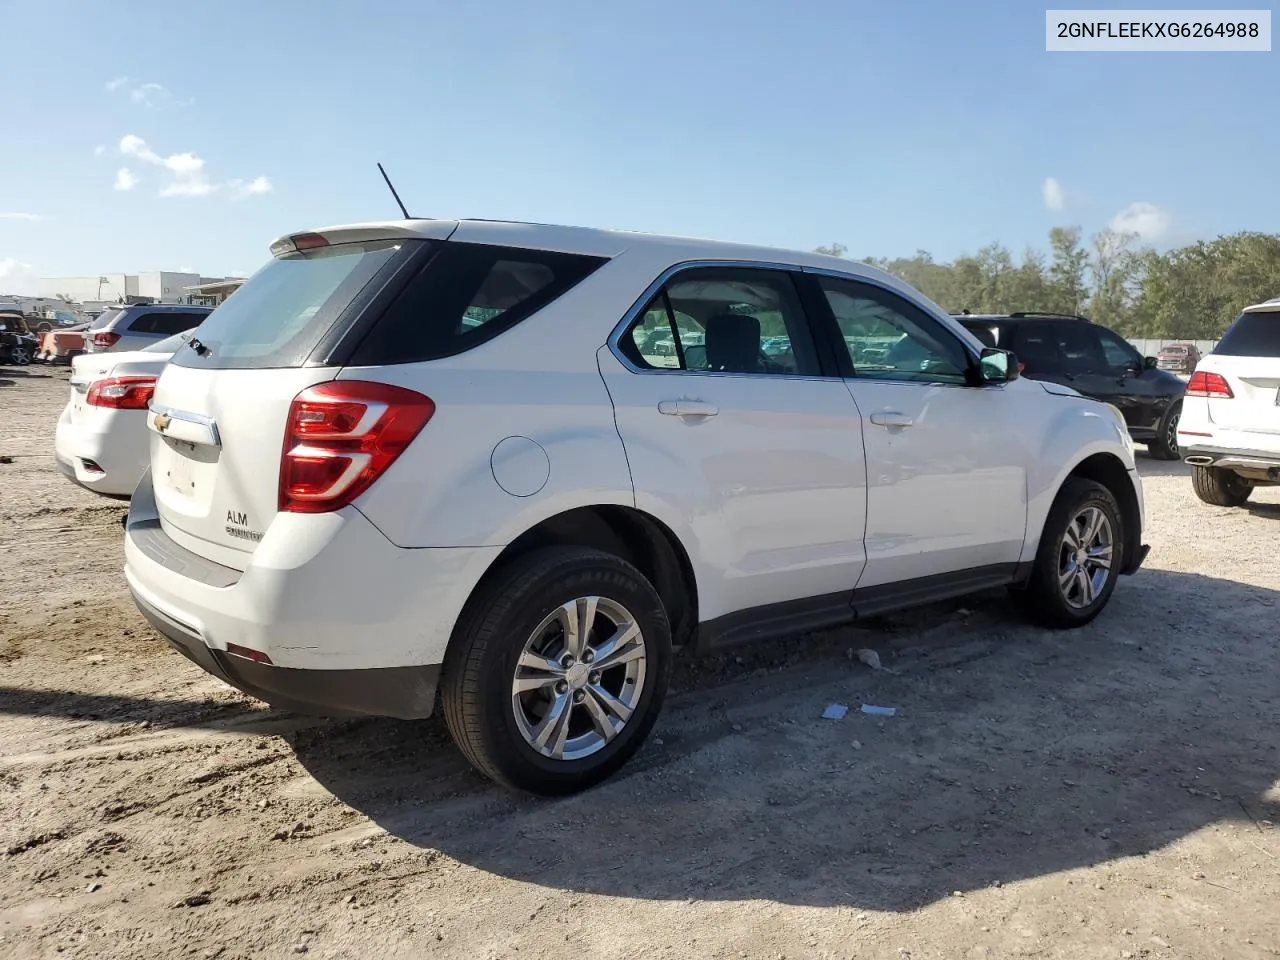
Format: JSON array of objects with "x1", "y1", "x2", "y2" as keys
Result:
[{"x1": 49, "y1": 220, "x2": 1274, "y2": 797}]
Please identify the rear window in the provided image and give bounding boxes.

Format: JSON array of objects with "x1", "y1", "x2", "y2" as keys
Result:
[
  {"x1": 345, "y1": 242, "x2": 607, "y2": 366},
  {"x1": 1214, "y1": 311, "x2": 1280, "y2": 357},
  {"x1": 169, "y1": 239, "x2": 411, "y2": 370},
  {"x1": 127, "y1": 311, "x2": 208, "y2": 336},
  {"x1": 141, "y1": 328, "x2": 197, "y2": 353},
  {"x1": 90, "y1": 308, "x2": 122, "y2": 330}
]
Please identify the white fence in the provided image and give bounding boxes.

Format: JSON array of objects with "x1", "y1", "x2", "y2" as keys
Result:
[{"x1": 1128, "y1": 338, "x2": 1219, "y2": 357}]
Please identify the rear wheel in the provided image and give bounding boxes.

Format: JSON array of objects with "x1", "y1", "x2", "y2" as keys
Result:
[
  {"x1": 1015, "y1": 478, "x2": 1124, "y2": 629},
  {"x1": 1191, "y1": 465, "x2": 1252, "y2": 507},
  {"x1": 1147, "y1": 401, "x2": 1181, "y2": 461},
  {"x1": 441, "y1": 546, "x2": 671, "y2": 796}
]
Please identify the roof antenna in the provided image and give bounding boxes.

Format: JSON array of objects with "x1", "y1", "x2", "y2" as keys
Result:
[{"x1": 377, "y1": 162, "x2": 412, "y2": 220}]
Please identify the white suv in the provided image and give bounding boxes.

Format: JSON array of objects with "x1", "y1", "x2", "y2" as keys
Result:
[
  {"x1": 1178, "y1": 297, "x2": 1280, "y2": 506},
  {"x1": 123, "y1": 219, "x2": 1148, "y2": 795}
]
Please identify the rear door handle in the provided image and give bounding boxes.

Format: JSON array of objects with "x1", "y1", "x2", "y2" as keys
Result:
[
  {"x1": 658, "y1": 400, "x2": 719, "y2": 418},
  {"x1": 869, "y1": 411, "x2": 914, "y2": 428}
]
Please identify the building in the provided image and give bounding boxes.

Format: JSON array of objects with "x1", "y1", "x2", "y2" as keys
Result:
[
  {"x1": 184, "y1": 277, "x2": 246, "y2": 305},
  {"x1": 38, "y1": 271, "x2": 224, "y2": 306}
]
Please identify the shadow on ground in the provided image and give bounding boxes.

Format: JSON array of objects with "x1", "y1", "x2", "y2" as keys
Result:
[{"x1": 7, "y1": 570, "x2": 1279, "y2": 912}]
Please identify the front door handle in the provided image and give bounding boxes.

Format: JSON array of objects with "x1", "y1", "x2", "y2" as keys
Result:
[
  {"x1": 869, "y1": 411, "x2": 914, "y2": 428},
  {"x1": 658, "y1": 400, "x2": 719, "y2": 418}
]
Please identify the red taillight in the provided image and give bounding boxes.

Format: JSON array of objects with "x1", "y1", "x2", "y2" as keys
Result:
[
  {"x1": 92, "y1": 331, "x2": 121, "y2": 349},
  {"x1": 279, "y1": 380, "x2": 435, "y2": 513},
  {"x1": 85, "y1": 375, "x2": 157, "y2": 410},
  {"x1": 1186, "y1": 370, "x2": 1234, "y2": 399}
]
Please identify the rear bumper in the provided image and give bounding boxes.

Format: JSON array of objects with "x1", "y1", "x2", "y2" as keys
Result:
[
  {"x1": 130, "y1": 586, "x2": 441, "y2": 719},
  {"x1": 123, "y1": 472, "x2": 503, "y2": 719},
  {"x1": 54, "y1": 404, "x2": 147, "y2": 497},
  {"x1": 1178, "y1": 442, "x2": 1280, "y2": 476}
]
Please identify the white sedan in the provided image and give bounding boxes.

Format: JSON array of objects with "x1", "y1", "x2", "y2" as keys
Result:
[{"x1": 54, "y1": 329, "x2": 194, "y2": 499}]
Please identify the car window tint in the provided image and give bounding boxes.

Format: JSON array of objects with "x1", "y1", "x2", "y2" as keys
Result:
[
  {"x1": 819, "y1": 277, "x2": 967, "y2": 384},
  {"x1": 1094, "y1": 326, "x2": 1142, "y2": 372},
  {"x1": 1053, "y1": 323, "x2": 1108, "y2": 375},
  {"x1": 126, "y1": 312, "x2": 162, "y2": 334},
  {"x1": 1215, "y1": 311, "x2": 1280, "y2": 357},
  {"x1": 1010, "y1": 323, "x2": 1063, "y2": 375},
  {"x1": 348, "y1": 242, "x2": 606, "y2": 367},
  {"x1": 620, "y1": 268, "x2": 819, "y2": 376},
  {"x1": 151, "y1": 313, "x2": 201, "y2": 335}
]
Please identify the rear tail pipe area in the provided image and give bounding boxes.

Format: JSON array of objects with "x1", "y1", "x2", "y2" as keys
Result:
[{"x1": 1184, "y1": 455, "x2": 1214, "y2": 466}]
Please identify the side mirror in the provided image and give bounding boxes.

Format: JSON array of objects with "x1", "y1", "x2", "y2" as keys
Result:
[
  {"x1": 979, "y1": 347, "x2": 1019, "y2": 383},
  {"x1": 1143, "y1": 356, "x2": 1158, "y2": 370}
]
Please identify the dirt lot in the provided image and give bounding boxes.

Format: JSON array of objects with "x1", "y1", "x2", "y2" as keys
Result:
[{"x1": 1, "y1": 365, "x2": 1278, "y2": 960}]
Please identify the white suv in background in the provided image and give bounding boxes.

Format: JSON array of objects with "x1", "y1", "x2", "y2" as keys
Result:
[
  {"x1": 123, "y1": 219, "x2": 1148, "y2": 795},
  {"x1": 1179, "y1": 297, "x2": 1280, "y2": 506}
]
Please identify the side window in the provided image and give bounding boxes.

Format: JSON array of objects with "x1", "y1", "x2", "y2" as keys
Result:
[
  {"x1": 1011, "y1": 323, "x2": 1064, "y2": 375},
  {"x1": 619, "y1": 268, "x2": 820, "y2": 376},
  {"x1": 348, "y1": 243, "x2": 606, "y2": 366},
  {"x1": 818, "y1": 277, "x2": 968, "y2": 383},
  {"x1": 152, "y1": 313, "x2": 201, "y2": 336},
  {"x1": 1094, "y1": 326, "x2": 1142, "y2": 373},
  {"x1": 1053, "y1": 322, "x2": 1108, "y2": 375},
  {"x1": 126, "y1": 312, "x2": 160, "y2": 334}
]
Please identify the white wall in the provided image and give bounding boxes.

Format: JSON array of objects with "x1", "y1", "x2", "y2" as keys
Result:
[
  {"x1": 136, "y1": 271, "x2": 201, "y2": 303},
  {"x1": 38, "y1": 274, "x2": 136, "y2": 303}
]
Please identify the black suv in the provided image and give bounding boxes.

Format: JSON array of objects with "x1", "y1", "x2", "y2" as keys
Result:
[{"x1": 955, "y1": 312, "x2": 1187, "y2": 460}]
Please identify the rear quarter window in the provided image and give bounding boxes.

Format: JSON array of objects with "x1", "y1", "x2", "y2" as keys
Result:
[
  {"x1": 90, "y1": 308, "x2": 122, "y2": 330},
  {"x1": 1214, "y1": 311, "x2": 1280, "y2": 357},
  {"x1": 346, "y1": 242, "x2": 607, "y2": 366}
]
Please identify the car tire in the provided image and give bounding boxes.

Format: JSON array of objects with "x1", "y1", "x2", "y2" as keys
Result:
[
  {"x1": 1147, "y1": 401, "x2": 1182, "y2": 461},
  {"x1": 441, "y1": 546, "x2": 672, "y2": 796},
  {"x1": 7, "y1": 345, "x2": 31, "y2": 365},
  {"x1": 1191, "y1": 465, "x2": 1252, "y2": 507},
  {"x1": 1014, "y1": 478, "x2": 1124, "y2": 629}
]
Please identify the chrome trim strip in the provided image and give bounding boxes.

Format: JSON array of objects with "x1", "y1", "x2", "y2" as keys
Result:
[{"x1": 148, "y1": 402, "x2": 221, "y2": 447}]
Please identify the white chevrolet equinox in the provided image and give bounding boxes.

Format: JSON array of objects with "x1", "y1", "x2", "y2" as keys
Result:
[{"x1": 124, "y1": 219, "x2": 1149, "y2": 795}]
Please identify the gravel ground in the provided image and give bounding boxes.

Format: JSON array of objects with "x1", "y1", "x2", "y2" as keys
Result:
[{"x1": 2, "y1": 364, "x2": 1278, "y2": 960}]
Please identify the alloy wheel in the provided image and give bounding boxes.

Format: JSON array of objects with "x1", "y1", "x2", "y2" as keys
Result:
[
  {"x1": 1058, "y1": 506, "x2": 1114, "y2": 609},
  {"x1": 511, "y1": 596, "x2": 648, "y2": 761}
]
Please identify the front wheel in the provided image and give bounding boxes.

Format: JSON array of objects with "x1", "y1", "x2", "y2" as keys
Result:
[
  {"x1": 1015, "y1": 478, "x2": 1125, "y2": 629},
  {"x1": 1191, "y1": 465, "x2": 1252, "y2": 507},
  {"x1": 1147, "y1": 401, "x2": 1182, "y2": 461},
  {"x1": 441, "y1": 546, "x2": 672, "y2": 796}
]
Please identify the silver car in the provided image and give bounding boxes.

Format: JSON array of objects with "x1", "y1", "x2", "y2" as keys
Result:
[{"x1": 85, "y1": 304, "x2": 214, "y2": 353}]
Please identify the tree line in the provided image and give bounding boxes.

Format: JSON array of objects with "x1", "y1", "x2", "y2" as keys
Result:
[{"x1": 815, "y1": 229, "x2": 1280, "y2": 339}]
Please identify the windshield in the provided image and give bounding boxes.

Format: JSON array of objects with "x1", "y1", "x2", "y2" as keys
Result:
[
  {"x1": 168, "y1": 239, "x2": 417, "y2": 370},
  {"x1": 141, "y1": 328, "x2": 197, "y2": 354}
]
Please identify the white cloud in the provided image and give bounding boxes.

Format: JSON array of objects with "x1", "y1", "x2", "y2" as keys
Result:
[
  {"x1": 0, "y1": 212, "x2": 42, "y2": 221},
  {"x1": 107, "y1": 77, "x2": 190, "y2": 108},
  {"x1": 229, "y1": 176, "x2": 273, "y2": 199},
  {"x1": 118, "y1": 135, "x2": 214, "y2": 196},
  {"x1": 114, "y1": 167, "x2": 139, "y2": 191},
  {"x1": 116, "y1": 133, "x2": 267, "y2": 200},
  {"x1": 1109, "y1": 201, "x2": 1173, "y2": 242},
  {"x1": 1042, "y1": 177, "x2": 1065, "y2": 212},
  {"x1": 0, "y1": 258, "x2": 39, "y2": 295}
]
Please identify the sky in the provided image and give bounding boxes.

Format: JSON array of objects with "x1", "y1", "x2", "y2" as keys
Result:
[{"x1": 2, "y1": 0, "x2": 1278, "y2": 294}]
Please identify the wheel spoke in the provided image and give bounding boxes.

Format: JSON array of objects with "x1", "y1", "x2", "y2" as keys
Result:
[
  {"x1": 1080, "y1": 508, "x2": 1105, "y2": 548},
  {"x1": 1076, "y1": 566, "x2": 1095, "y2": 605},
  {"x1": 532, "y1": 691, "x2": 574, "y2": 758},
  {"x1": 1085, "y1": 544, "x2": 1112, "y2": 570},
  {"x1": 590, "y1": 621, "x2": 643, "y2": 671},
  {"x1": 1059, "y1": 562, "x2": 1077, "y2": 588},
  {"x1": 1062, "y1": 524, "x2": 1081, "y2": 552},
  {"x1": 587, "y1": 683, "x2": 633, "y2": 722},
  {"x1": 580, "y1": 688, "x2": 620, "y2": 743}
]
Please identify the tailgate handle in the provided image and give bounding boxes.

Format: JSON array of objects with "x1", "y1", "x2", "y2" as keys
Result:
[{"x1": 148, "y1": 404, "x2": 221, "y2": 448}]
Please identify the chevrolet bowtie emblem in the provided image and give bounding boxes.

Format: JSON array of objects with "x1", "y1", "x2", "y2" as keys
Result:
[{"x1": 153, "y1": 413, "x2": 171, "y2": 432}]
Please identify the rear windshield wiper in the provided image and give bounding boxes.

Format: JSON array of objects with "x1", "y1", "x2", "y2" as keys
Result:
[{"x1": 183, "y1": 335, "x2": 212, "y2": 357}]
